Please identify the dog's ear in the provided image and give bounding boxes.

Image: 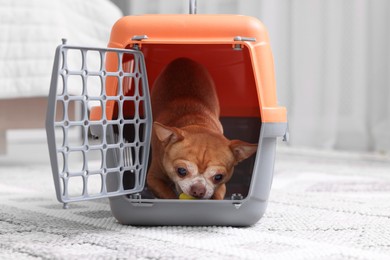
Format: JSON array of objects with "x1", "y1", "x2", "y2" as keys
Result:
[
  {"x1": 153, "y1": 122, "x2": 184, "y2": 144},
  {"x1": 229, "y1": 140, "x2": 258, "y2": 163}
]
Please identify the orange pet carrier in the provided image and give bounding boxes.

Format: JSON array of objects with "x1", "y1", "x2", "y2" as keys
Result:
[{"x1": 46, "y1": 4, "x2": 288, "y2": 226}]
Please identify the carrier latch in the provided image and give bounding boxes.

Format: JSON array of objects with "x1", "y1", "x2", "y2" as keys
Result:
[
  {"x1": 131, "y1": 35, "x2": 148, "y2": 50},
  {"x1": 231, "y1": 193, "x2": 244, "y2": 209},
  {"x1": 233, "y1": 36, "x2": 256, "y2": 50},
  {"x1": 283, "y1": 123, "x2": 290, "y2": 142}
]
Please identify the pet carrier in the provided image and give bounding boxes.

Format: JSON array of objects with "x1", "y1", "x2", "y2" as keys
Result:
[{"x1": 46, "y1": 3, "x2": 288, "y2": 226}]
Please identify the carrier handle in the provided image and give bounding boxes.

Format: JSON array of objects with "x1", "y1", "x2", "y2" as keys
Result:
[{"x1": 189, "y1": 0, "x2": 197, "y2": 14}]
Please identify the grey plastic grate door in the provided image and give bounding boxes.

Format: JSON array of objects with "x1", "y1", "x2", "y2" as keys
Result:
[{"x1": 46, "y1": 41, "x2": 152, "y2": 203}]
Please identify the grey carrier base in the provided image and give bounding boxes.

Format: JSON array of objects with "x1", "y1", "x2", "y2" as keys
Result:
[{"x1": 109, "y1": 123, "x2": 286, "y2": 226}]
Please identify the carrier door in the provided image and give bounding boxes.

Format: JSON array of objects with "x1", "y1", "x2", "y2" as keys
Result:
[{"x1": 46, "y1": 41, "x2": 152, "y2": 204}]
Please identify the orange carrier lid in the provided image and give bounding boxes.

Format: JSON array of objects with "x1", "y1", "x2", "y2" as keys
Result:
[{"x1": 91, "y1": 14, "x2": 287, "y2": 123}]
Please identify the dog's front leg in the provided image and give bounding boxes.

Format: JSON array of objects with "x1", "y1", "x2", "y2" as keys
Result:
[
  {"x1": 147, "y1": 165, "x2": 177, "y2": 199},
  {"x1": 211, "y1": 184, "x2": 226, "y2": 200}
]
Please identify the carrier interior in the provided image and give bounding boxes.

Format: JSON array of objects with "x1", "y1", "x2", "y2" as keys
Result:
[{"x1": 118, "y1": 43, "x2": 262, "y2": 200}]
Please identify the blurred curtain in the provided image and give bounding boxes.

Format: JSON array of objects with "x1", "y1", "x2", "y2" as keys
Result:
[
  {"x1": 256, "y1": 0, "x2": 390, "y2": 153},
  {"x1": 125, "y1": 0, "x2": 390, "y2": 153}
]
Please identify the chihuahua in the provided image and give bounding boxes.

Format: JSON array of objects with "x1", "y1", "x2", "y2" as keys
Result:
[{"x1": 146, "y1": 58, "x2": 257, "y2": 200}]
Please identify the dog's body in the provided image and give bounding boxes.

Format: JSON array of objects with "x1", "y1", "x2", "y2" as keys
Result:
[{"x1": 147, "y1": 58, "x2": 257, "y2": 199}]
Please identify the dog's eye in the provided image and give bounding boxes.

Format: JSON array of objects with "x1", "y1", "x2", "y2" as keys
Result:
[
  {"x1": 177, "y1": 167, "x2": 187, "y2": 177},
  {"x1": 214, "y1": 174, "x2": 224, "y2": 182}
]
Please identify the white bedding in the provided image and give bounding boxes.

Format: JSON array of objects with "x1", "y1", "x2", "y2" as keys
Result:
[{"x1": 0, "y1": 0, "x2": 122, "y2": 99}]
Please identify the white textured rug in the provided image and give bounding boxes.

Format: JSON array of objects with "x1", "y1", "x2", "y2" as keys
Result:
[{"x1": 1, "y1": 147, "x2": 390, "y2": 259}]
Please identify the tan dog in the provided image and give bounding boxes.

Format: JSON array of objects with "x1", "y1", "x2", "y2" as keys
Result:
[{"x1": 147, "y1": 58, "x2": 257, "y2": 200}]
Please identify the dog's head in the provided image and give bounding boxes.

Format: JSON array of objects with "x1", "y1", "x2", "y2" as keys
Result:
[{"x1": 153, "y1": 122, "x2": 258, "y2": 199}]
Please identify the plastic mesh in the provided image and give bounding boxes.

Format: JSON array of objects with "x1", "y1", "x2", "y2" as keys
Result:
[{"x1": 46, "y1": 44, "x2": 152, "y2": 203}]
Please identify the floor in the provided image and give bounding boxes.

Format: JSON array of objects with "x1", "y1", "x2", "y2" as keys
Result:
[{"x1": 1, "y1": 129, "x2": 390, "y2": 259}]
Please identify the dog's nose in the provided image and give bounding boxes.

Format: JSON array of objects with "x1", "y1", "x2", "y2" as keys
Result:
[{"x1": 190, "y1": 183, "x2": 206, "y2": 198}]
